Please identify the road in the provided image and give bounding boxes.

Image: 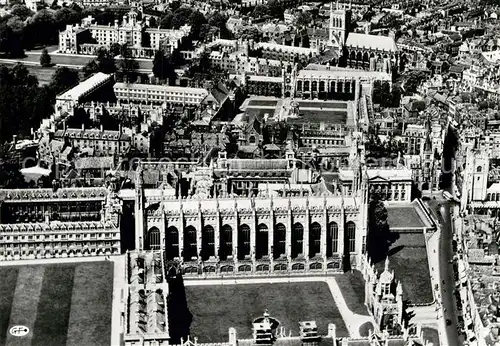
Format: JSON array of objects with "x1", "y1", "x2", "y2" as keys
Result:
[{"x1": 426, "y1": 195, "x2": 463, "y2": 346}]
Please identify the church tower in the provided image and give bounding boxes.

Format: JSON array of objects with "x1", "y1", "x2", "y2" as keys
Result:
[
  {"x1": 470, "y1": 140, "x2": 489, "y2": 201},
  {"x1": 134, "y1": 163, "x2": 145, "y2": 251},
  {"x1": 329, "y1": 2, "x2": 350, "y2": 48}
]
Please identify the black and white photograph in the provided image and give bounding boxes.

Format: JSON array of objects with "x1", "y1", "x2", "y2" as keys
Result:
[{"x1": 0, "y1": 0, "x2": 489, "y2": 345}]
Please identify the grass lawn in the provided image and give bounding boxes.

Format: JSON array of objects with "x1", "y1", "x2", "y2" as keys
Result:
[
  {"x1": 375, "y1": 234, "x2": 433, "y2": 304},
  {"x1": 184, "y1": 282, "x2": 348, "y2": 342},
  {"x1": 359, "y1": 322, "x2": 374, "y2": 337},
  {"x1": 334, "y1": 271, "x2": 370, "y2": 316},
  {"x1": 248, "y1": 100, "x2": 278, "y2": 107},
  {"x1": 298, "y1": 101, "x2": 348, "y2": 109},
  {"x1": 422, "y1": 327, "x2": 439, "y2": 346},
  {"x1": 386, "y1": 206, "x2": 426, "y2": 229},
  {"x1": 0, "y1": 261, "x2": 113, "y2": 346}
]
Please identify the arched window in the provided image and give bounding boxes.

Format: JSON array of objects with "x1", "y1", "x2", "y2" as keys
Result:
[
  {"x1": 256, "y1": 224, "x2": 268, "y2": 259},
  {"x1": 238, "y1": 224, "x2": 250, "y2": 260},
  {"x1": 165, "y1": 227, "x2": 179, "y2": 260},
  {"x1": 201, "y1": 225, "x2": 215, "y2": 261},
  {"x1": 327, "y1": 222, "x2": 339, "y2": 256},
  {"x1": 346, "y1": 222, "x2": 356, "y2": 253},
  {"x1": 146, "y1": 227, "x2": 160, "y2": 250},
  {"x1": 291, "y1": 223, "x2": 303, "y2": 258},
  {"x1": 309, "y1": 223, "x2": 321, "y2": 258},
  {"x1": 274, "y1": 223, "x2": 286, "y2": 259},
  {"x1": 220, "y1": 225, "x2": 232, "y2": 260},
  {"x1": 183, "y1": 226, "x2": 197, "y2": 261},
  {"x1": 303, "y1": 81, "x2": 310, "y2": 92},
  {"x1": 477, "y1": 166, "x2": 483, "y2": 173}
]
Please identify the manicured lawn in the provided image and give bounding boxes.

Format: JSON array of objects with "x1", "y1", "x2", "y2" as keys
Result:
[
  {"x1": 334, "y1": 271, "x2": 370, "y2": 316},
  {"x1": 248, "y1": 100, "x2": 278, "y2": 107},
  {"x1": 0, "y1": 261, "x2": 113, "y2": 346},
  {"x1": 299, "y1": 101, "x2": 348, "y2": 109},
  {"x1": 375, "y1": 234, "x2": 433, "y2": 304},
  {"x1": 0, "y1": 267, "x2": 19, "y2": 346},
  {"x1": 386, "y1": 206, "x2": 426, "y2": 228},
  {"x1": 422, "y1": 327, "x2": 439, "y2": 346},
  {"x1": 184, "y1": 282, "x2": 348, "y2": 342}
]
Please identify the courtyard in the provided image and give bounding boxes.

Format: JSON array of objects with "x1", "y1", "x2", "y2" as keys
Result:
[
  {"x1": 375, "y1": 233, "x2": 434, "y2": 304},
  {"x1": 183, "y1": 281, "x2": 349, "y2": 342},
  {"x1": 0, "y1": 261, "x2": 114, "y2": 346}
]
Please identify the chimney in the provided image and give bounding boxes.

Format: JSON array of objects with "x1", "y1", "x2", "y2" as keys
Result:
[
  {"x1": 82, "y1": 123, "x2": 85, "y2": 131},
  {"x1": 100, "y1": 124, "x2": 104, "y2": 132}
]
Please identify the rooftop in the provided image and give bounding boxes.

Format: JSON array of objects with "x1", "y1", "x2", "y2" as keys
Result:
[
  {"x1": 299, "y1": 65, "x2": 391, "y2": 81},
  {"x1": 57, "y1": 73, "x2": 113, "y2": 102},
  {"x1": 345, "y1": 33, "x2": 398, "y2": 52}
]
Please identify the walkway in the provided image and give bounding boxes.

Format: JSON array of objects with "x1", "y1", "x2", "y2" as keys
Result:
[
  {"x1": 0, "y1": 255, "x2": 113, "y2": 266},
  {"x1": 110, "y1": 255, "x2": 126, "y2": 346},
  {"x1": 183, "y1": 275, "x2": 375, "y2": 338}
]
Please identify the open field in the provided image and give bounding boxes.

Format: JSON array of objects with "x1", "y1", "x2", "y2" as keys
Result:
[
  {"x1": 0, "y1": 261, "x2": 113, "y2": 346},
  {"x1": 375, "y1": 233, "x2": 433, "y2": 304},
  {"x1": 184, "y1": 282, "x2": 348, "y2": 342}
]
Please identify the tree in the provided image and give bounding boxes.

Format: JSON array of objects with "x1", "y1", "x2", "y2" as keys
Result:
[
  {"x1": 159, "y1": 12, "x2": 173, "y2": 29},
  {"x1": 48, "y1": 67, "x2": 79, "y2": 95},
  {"x1": 0, "y1": 23, "x2": 24, "y2": 58},
  {"x1": 10, "y1": 4, "x2": 33, "y2": 20},
  {"x1": 82, "y1": 59, "x2": 99, "y2": 77},
  {"x1": 109, "y1": 42, "x2": 122, "y2": 56},
  {"x1": 295, "y1": 12, "x2": 312, "y2": 28},
  {"x1": 82, "y1": 47, "x2": 117, "y2": 76},
  {"x1": 39, "y1": 48, "x2": 51, "y2": 67},
  {"x1": 96, "y1": 48, "x2": 116, "y2": 74},
  {"x1": 0, "y1": 64, "x2": 53, "y2": 142},
  {"x1": 367, "y1": 193, "x2": 396, "y2": 262},
  {"x1": 117, "y1": 44, "x2": 139, "y2": 82},
  {"x1": 152, "y1": 50, "x2": 176, "y2": 84}
]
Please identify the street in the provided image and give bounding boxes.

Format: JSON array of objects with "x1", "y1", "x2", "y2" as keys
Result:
[{"x1": 426, "y1": 195, "x2": 463, "y2": 346}]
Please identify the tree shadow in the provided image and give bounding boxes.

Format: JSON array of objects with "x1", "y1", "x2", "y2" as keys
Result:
[
  {"x1": 167, "y1": 274, "x2": 193, "y2": 343},
  {"x1": 387, "y1": 244, "x2": 405, "y2": 257}
]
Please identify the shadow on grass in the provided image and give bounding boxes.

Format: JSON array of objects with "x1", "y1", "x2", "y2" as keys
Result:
[
  {"x1": 359, "y1": 322, "x2": 374, "y2": 337},
  {"x1": 368, "y1": 232, "x2": 401, "y2": 264},
  {"x1": 387, "y1": 245, "x2": 405, "y2": 257},
  {"x1": 167, "y1": 274, "x2": 193, "y2": 343}
]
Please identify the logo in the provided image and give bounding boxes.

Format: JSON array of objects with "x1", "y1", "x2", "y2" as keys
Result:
[{"x1": 9, "y1": 326, "x2": 29, "y2": 337}]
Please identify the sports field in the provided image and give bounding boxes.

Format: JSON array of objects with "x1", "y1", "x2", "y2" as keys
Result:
[
  {"x1": 0, "y1": 261, "x2": 114, "y2": 346},
  {"x1": 184, "y1": 281, "x2": 348, "y2": 342}
]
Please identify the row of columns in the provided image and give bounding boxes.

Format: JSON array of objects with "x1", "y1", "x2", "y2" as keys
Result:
[
  {"x1": 296, "y1": 78, "x2": 358, "y2": 94},
  {"x1": 162, "y1": 212, "x2": 353, "y2": 265}
]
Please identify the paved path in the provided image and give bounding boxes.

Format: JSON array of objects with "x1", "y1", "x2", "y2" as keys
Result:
[
  {"x1": 184, "y1": 275, "x2": 375, "y2": 338},
  {"x1": 110, "y1": 255, "x2": 126, "y2": 346},
  {"x1": 0, "y1": 255, "x2": 114, "y2": 266},
  {"x1": 325, "y1": 278, "x2": 373, "y2": 338}
]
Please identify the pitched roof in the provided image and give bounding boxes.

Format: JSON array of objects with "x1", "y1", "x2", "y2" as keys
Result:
[{"x1": 346, "y1": 33, "x2": 398, "y2": 52}]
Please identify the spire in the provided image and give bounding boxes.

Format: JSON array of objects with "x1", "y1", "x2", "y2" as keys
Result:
[{"x1": 384, "y1": 256, "x2": 390, "y2": 272}]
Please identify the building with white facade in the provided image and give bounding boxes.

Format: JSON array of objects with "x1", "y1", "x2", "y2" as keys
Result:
[{"x1": 113, "y1": 83, "x2": 209, "y2": 106}]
